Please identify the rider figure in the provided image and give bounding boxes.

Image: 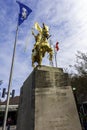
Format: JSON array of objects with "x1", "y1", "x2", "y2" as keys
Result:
[{"x1": 32, "y1": 31, "x2": 41, "y2": 48}]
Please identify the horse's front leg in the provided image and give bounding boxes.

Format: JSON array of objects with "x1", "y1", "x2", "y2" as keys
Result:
[
  {"x1": 38, "y1": 52, "x2": 42, "y2": 66},
  {"x1": 32, "y1": 63, "x2": 35, "y2": 68},
  {"x1": 49, "y1": 51, "x2": 53, "y2": 61},
  {"x1": 32, "y1": 56, "x2": 35, "y2": 68}
]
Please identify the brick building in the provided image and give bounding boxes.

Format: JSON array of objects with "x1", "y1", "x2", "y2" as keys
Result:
[{"x1": 0, "y1": 96, "x2": 19, "y2": 126}]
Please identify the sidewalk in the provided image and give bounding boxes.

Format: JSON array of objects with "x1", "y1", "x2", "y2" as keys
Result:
[{"x1": 0, "y1": 126, "x2": 16, "y2": 130}]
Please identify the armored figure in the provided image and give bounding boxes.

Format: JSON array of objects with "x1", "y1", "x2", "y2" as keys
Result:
[{"x1": 32, "y1": 22, "x2": 53, "y2": 67}]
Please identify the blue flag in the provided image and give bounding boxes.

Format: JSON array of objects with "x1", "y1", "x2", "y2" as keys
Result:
[{"x1": 16, "y1": 1, "x2": 32, "y2": 25}]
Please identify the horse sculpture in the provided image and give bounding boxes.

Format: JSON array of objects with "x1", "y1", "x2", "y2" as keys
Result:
[{"x1": 32, "y1": 22, "x2": 53, "y2": 67}]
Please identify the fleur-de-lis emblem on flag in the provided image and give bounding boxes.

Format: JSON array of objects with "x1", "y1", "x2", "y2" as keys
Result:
[{"x1": 16, "y1": 1, "x2": 32, "y2": 25}]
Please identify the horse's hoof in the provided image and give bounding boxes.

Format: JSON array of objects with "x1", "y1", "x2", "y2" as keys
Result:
[
  {"x1": 32, "y1": 64, "x2": 35, "y2": 68},
  {"x1": 36, "y1": 64, "x2": 41, "y2": 68}
]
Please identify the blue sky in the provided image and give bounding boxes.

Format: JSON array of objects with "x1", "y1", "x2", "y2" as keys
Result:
[{"x1": 0, "y1": 0, "x2": 87, "y2": 100}]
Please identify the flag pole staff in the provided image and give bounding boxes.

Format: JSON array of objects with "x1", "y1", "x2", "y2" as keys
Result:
[
  {"x1": 54, "y1": 45, "x2": 57, "y2": 67},
  {"x1": 55, "y1": 52, "x2": 58, "y2": 67},
  {"x1": 2, "y1": 24, "x2": 19, "y2": 130}
]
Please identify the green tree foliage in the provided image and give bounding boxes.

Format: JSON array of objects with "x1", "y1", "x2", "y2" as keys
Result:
[
  {"x1": 74, "y1": 51, "x2": 87, "y2": 76},
  {"x1": 71, "y1": 51, "x2": 87, "y2": 103},
  {"x1": 71, "y1": 76, "x2": 87, "y2": 103}
]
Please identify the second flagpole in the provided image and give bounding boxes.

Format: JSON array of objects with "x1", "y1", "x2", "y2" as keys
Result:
[
  {"x1": 54, "y1": 45, "x2": 57, "y2": 67},
  {"x1": 2, "y1": 25, "x2": 19, "y2": 130}
]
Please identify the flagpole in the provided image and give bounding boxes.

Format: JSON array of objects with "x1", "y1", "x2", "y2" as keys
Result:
[
  {"x1": 49, "y1": 39, "x2": 54, "y2": 67},
  {"x1": 54, "y1": 45, "x2": 57, "y2": 67},
  {"x1": 55, "y1": 52, "x2": 57, "y2": 67},
  {"x1": 2, "y1": 24, "x2": 19, "y2": 130}
]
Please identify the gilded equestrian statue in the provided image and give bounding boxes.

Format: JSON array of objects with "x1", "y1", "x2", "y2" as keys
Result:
[{"x1": 32, "y1": 22, "x2": 53, "y2": 67}]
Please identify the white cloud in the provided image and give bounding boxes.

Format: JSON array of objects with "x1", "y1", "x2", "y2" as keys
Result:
[{"x1": 1, "y1": 0, "x2": 87, "y2": 98}]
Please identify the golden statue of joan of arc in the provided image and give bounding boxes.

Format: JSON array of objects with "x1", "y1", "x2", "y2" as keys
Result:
[{"x1": 31, "y1": 22, "x2": 53, "y2": 67}]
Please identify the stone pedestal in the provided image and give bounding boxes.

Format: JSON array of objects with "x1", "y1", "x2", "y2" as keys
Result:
[{"x1": 17, "y1": 66, "x2": 82, "y2": 130}]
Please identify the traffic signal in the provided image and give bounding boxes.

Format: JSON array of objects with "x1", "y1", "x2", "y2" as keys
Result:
[
  {"x1": 2, "y1": 88, "x2": 6, "y2": 98},
  {"x1": 0, "y1": 80, "x2": 3, "y2": 85},
  {"x1": 12, "y1": 89, "x2": 15, "y2": 98}
]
